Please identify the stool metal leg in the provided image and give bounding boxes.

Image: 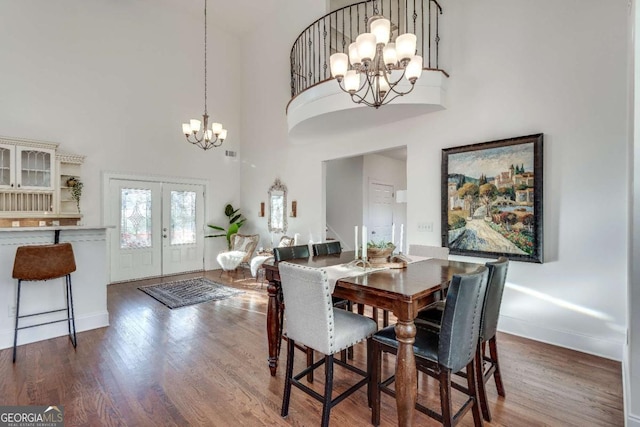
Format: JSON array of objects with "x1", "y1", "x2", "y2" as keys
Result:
[
  {"x1": 13, "y1": 279, "x2": 22, "y2": 363},
  {"x1": 66, "y1": 274, "x2": 77, "y2": 348}
]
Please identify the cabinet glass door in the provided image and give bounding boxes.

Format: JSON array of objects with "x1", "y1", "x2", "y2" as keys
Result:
[
  {"x1": 0, "y1": 144, "x2": 15, "y2": 188},
  {"x1": 17, "y1": 148, "x2": 54, "y2": 189}
]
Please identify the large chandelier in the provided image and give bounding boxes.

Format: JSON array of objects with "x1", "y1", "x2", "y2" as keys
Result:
[
  {"x1": 181, "y1": 0, "x2": 227, "y2": 150},
  {"x1": 329, "y1": 1, "x2": 423, "y2": 109}
]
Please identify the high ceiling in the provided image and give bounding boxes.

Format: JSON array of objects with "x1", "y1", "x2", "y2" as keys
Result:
[
  {"x1": 203, "y1": 0, "x2": 283, "y2": 36},
  {"x1": 205, "y1": 0, "x2": 361, "y2": 36}
]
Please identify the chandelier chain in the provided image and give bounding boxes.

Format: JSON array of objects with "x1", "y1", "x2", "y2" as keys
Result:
[
  {"x1": 181, "y1": 0, "x2": 227, "y2": 150},
  {"x1": 204, "y1": 0, "x2": 208, "y2": 115}
]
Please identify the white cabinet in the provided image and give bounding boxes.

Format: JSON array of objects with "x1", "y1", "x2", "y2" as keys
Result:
[
  {"x1": 0, "y1": 142, "x2": 55, "y2": 190},
  {"x1": 0, "y1": 137, "x2": 84, "y2": 223},
  {"x1": 0, "y1": 144, "x2": 15, "y2": 188},
  {"x1": 57, "y1": 153, "x2": 85, "y2": 216}
]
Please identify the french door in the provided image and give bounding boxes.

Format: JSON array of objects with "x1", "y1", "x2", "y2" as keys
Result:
[{"x1": 108, "y1": 178, "x2": 205, "y2": 282}]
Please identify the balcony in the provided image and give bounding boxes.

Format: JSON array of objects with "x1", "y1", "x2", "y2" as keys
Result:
[{"x1": 286, "y1": 0, "x2": 448, "y2": 137}]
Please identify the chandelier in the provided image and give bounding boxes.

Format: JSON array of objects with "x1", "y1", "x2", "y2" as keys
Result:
[
  {"x1": 329, "y1": 1, "x2": 423, "y2": 109},
  {"x1": 181, "y1": 0, "x2": 227, "y2": 150}
]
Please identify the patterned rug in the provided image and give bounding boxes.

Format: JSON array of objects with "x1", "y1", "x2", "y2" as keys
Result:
[{"x1": 139, "y1": 277, "x2": 244, "y2": 309}]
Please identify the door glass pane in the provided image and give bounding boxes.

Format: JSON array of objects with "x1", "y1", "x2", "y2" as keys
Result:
[
  {"x1": 0, "y1": 147, "x2": 10, "y2": 185},
  {"x1": 120, "y1": 188, "x2": 152, "y2": 249},
  {"x1": 20, "y1": 150, "x2": 51, "y2": 187},
  {"x1": 170, "y1": 190, "x2": 196, "y2": 245}
]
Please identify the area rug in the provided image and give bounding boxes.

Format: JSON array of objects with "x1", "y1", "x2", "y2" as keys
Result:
[{"x1": 139, "y1": 277, "x2": 244, "y2": 309}]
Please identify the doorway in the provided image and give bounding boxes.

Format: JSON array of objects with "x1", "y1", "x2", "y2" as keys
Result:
[
  {"x1": 324, "y1": 147, "x2": 407, "y2": 250},
  {"x1": 106, "y1": 176, "x2": 205, "y2": 283}
]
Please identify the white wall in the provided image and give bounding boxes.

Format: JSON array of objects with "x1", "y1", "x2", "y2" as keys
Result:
[
  {"x1": 326, "y1": 157, "x2": 363, "y2": 247},
  {"x1": 628, "y1": 1, "x2": 639, "y2": 424},
  {"x1": 0, "y1": 0, "x2": 245, "y2": 269},
  {"x1": 241, "y1": 0, "x2": 629, "y2": 360}
]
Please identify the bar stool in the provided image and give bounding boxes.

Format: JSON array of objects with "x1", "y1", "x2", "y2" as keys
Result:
[{"x1": 12, "y1": 243, "x2": 77, "y2": 363}]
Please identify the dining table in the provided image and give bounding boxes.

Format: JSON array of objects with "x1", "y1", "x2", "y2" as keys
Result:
[{"x1": 263, "y1": 250, "x2": 483, "y2": 427}]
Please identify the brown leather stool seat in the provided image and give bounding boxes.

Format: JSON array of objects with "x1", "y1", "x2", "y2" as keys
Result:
[{"x1": 12, "y1": 243, "x2": 77, "y2": 362}]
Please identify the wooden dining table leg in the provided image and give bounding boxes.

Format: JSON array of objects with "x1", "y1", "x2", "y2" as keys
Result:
[
  {"x1": 267, "y1": 279, "x2": 280, "y2": 376},
  {"x1": 394, "y1": 318, "x2": 417, "y2": 427}
]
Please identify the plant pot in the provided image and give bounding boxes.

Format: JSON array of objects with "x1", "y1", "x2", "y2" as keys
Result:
[{"x1": 367, "y1": 247, "x2": 394, "y2": 264}]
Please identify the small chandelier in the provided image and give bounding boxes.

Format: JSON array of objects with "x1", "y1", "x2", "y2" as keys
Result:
[
  {"x1": 329, "y1": 1, "x2": 423, "y2": 109},
  {"x1": 181, "y1": 0, "x2": 227, "y2": 150}
]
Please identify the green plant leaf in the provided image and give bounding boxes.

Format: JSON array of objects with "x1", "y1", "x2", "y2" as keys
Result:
[
  {"x1": 224, "y1": 204, "x2": 235, "y2": 217},
  {"x1": 230, "y1": 214, "x2": 243, "y2": 224},
  {"x1": 207, "y1": 225, "x2": 225, "y2": 231},
  {"x1": 228, "y1": 223, "x2": 240, "y2": 235},
  {"x1": 205, "y1": 233, "x2": 226, "y2": 238}
]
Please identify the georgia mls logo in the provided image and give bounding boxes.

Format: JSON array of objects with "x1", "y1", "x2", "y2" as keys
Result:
[
  {"x1": 44, "y1": 406, "x2": 63, "y2": 418},
  {"x1": 0, "y1": 405, "x2": 64, "y2": 427}
]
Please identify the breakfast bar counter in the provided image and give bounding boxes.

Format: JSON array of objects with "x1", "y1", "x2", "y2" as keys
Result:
[{"x1": 0, "y1": 226, "x2": 110, "y2": 350}]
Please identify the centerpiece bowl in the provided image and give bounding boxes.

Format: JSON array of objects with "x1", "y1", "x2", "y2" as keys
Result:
[{"x1": 366, "y1": 242, "x2": 395, "y2": 264}]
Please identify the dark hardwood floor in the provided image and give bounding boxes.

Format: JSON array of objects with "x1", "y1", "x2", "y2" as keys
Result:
[{"x1": 0, "y1": 269, "x2": 624, "y2": 426}]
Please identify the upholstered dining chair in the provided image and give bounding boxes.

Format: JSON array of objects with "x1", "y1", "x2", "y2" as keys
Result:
[
  {"x1": 273, "y1": 243, "x2": 310, "y2": 262},
  {"x1": 408, "y1": 244, "x2": 450, "y2": 260},
  {"x1": 312, "y1": 241, "x2": 342, "y2": 256},
  {"x1": 417, "y1": 257, "x2": 510, "y2": 422},
  {"x1": 274, "y1": 243, "x2": 351, "y2": 380},
  {"x1": 371, "y1": 267, "x2": 489, "y2": 427},
  {"x1": 216, "y1": 233, "x2": 259, "y2": 275},
  {"x1": 278, "y1": 261, "x2": 377, "y2": 427}
]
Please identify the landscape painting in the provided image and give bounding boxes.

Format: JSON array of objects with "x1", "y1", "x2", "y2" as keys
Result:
[{"x1": 441, "y1": 134, "x2": 543, "y2": 263}]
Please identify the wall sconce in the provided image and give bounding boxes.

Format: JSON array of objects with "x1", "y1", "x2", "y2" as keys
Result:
[
  {"x1": 290, "y1": 200, "x2": 297, "y2": 218},
  {"x1": 259, "y1": 202, "x2": 265, "y2": 217}
]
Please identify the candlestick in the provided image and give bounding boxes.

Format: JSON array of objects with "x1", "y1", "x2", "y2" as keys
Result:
[
  {"x1": 362, "y1": 225, "x2": 367, "y2": 260},
  {"x1": 354, "y1": 225, "x2": 359, "y2": 259},
  {"x1": 399, "y1": 224, "x2": 404, "y2": 254},
  {"x1": 391, "y1": 223, "x2": 395, "y2": 251}
]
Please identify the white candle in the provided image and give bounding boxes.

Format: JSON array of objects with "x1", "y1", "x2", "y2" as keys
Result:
[
  {"x1": 391, "y1": 223, "x2": 395, "y2": 248},
  {"x1": 362, "y1": 225, "x2": 367, "y2": 260},
  {"x1": 354, "y1": 225, "x2": 359, "y2": 258},
  {"x1": 399, "y1": 224, "x2": 404, "y2": 254}
]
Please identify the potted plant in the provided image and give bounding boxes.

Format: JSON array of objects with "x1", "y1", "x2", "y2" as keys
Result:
[
  {"x1": 67, "y1": 177, "x2": 83, "y2": 213},
  {"x1": 366, "y1": 240, "x2": 395, "y2": 264},
  {"x1": 207, "y1": 203, "x2": 246, "y2": 249}
]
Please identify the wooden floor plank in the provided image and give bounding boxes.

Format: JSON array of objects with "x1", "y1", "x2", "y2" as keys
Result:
[{"x1": 0, "y1": 269, "x2": 624, "y2": 426}]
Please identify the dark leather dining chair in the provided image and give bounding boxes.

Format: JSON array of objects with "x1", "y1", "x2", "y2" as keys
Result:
[
  {"x1": 371, "y1": 266, "x2": 489, "y2": 427},
  {"x1": 416, "y1": 257, "x2": 509, "y2": 422},
  {"x1": 273, "y1": 244, "x2": 310, "y2": 262},
  {"x1": 312, "y1": 241, "x2": 342, "y2": 256}
]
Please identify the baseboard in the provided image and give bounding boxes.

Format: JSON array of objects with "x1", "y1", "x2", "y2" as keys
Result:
[
  {"x1": 498, "y1": 314, "x2": 623, "y2": 361},
  {"x1": 0, "y1": 310, "x2": 109, "y2": 350},
  {"x1": 625, "y1": 342, "x2": 640, "y2": 427}
]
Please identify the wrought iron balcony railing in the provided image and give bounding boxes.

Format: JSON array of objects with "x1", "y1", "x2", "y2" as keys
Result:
[{"x1": 289, "y1": 0, "x2": 444, "y2": 100}]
